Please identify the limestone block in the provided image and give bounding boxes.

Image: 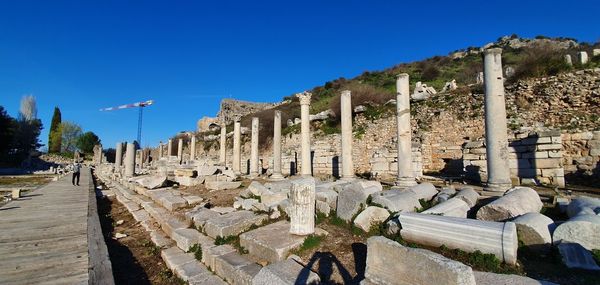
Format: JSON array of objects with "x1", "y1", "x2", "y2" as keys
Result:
[
  {"x1": 363, "y1": 236, "x2": 476, "y2": 285},
  {"x1": 476, "y1": 187, "x2": 543, "y2": 221},
  {"x1": 315, "y1": 188, "x2": 338, "y2": 210},
  {"x1": 358, "y1": 180, "x2": 383, "y2": 192},
  {"x1": 203, "y1": 210, "x2": 268, "y2": 238},
  {"x1": 353, "y1": 206, "x2": 390, "y2": 232},
  {"x1": 162, "y1": 247, "x2": 196, "y2": 274},
  {"x1": 371, "y1": 190, "x2": 421, "y2": 213},
  {"x1": 316, "y1": 200, "x2": 330, "y2": 216},
  {"x1": 454, "y1": 187, "x2": 480, "y2": 207},
  {"x1": 553, "y1": 214, "x2": 600, "y2": 250},
  {"x1": 150, "y1": 230, "x2": 174, "y2": 248},
  {"x1": 173, "y1": 260, "x2": 214, "y2": 283},
  {"x1": 187, "y1": 208, "x2": 221, "y2": 228},
  {"x1": 251, "y1": 257, "x2": 320, "y2": 285},
  {"x1": 261, "y1": 191, "x2": 288, "y2": 208},
  {"x1": 558, "y1": 243, "x2": 600, "y2": 271},
  {"x1": 473, "y1": 271, "x2": 558, "y2": 285},
  {"x1": 131, "y1": 209, "x2": 151, "y2": 222},
  {"x1": 162, "y1": 217, "x2": 190, "y2": 238},
  {"x1": 173, "y1": 176, "x2": 204, "y2": 187},
  {"x1": 175, "y1": 168, "x2": 197, "y2": 177},
  {"x1": 197, "y1": 165, "x2": 219, "y2": 176},
  {"x1": 248, "y1": 181, "x2": 268, "y2": 196},
  {"x1": 567, "y1": 196, "x2": 600, "y2": 218},
  {"x1": 203, "y1": 244, "x2": 237, "y2": 271},
  {"x1": 408, "y1": 182, "x2": 438, "y2": 201},
  {"x1": 172, "y1": 228, "x2": 203, "y2": 252},
  {"x1": 336, "y1": 184, "x2": 368, "y2": 222},
  {"x1": 422, "y1": 198, "x2": 470, "y2": 218},
  {"x1": 205, "y1": 181, "x2": 242, "y2": 190},
  {"x1": 398, "y1": 213, "x2": 518, "y2": 265},
  {"x1": 212, "y1": 251, "x2": 261, "y2": 285},
  {"x1": 289, "y1": 177, "x2": 316, "y2": 235},
  {"x1": 159, "y1": 195, "x2": 188, "y2": 212},
  {"x1": 512, "y1": 212, "x2": 555, "y2": 247}
]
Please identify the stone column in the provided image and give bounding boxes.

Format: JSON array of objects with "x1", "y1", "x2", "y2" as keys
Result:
[
  {"x1": 271, "y1": 110, "x2": 284, "y2": 180},
  {"x1": 564, "y1": 54, "x2": 573, "y2": 66},
  {"x1": 124, "y1": 142, "x2": 135, "y2": 177},
  {"x1": 177, "y1": 138, "x2": 183, "y2": 164},
  {"x1": 158, "y1": 142, "x2": 163, "y2": 159},
  {"x1": 115, "y1": 142, "x2": 123, "y2": 170},
  {"x1": 395, "y1": 74, "x2": 417, "y2": 187},
  {"x1": 219, "y1": 121, "x2": 227, "y2": 165},
  {"x1": 167, "y1": 139, "x2": 173, "y2": 157},
  {"x1": 340, "y1": 90, "x2": 354, "y2": 179},
  {"x1": 232, "y1": 115, "x2": 242, "y2": 174},
  {"x1": 190, "y1": 135, "x2": 196, "y2": 161},
  {"x1": 483, "y1": 48, "x2": 512, "y2": 193},
  {"x1": 135, "y1": 149, "x2": 142, "y2": 168},
  {"x1": 578, "y1": 51, "x2": 589, "y2": 65},
  {"x1": 250, "y1": 117, "x2": 259, "y2": 177},
  {"x1": 297, "y1": 91, "x2": 312, "y2": 176},
  {"x1": 289, "y1": 177, "x2": 316, "y2": 235}
]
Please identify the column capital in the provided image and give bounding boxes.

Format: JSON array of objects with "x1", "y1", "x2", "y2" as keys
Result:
[
  {"x1": 341, "y1": 90, "x2": 351, "y2": 97},
  {"x1": 483, "y1": 47, "x2": 502, "y2": 56},
  {"x1": 296, "y1": 91, "x2": 312, "y2": 105},
  {"x1": 233, "y1": 115, "x2": 242, "y2": 122}
]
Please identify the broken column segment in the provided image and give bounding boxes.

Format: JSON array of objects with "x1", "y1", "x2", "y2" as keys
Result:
[
  {"x1": 289, "y1": 177, "x2": 315, "y2": 235},
  {"x1": 297, "y1": 91, "x2": 312, "y2": 176},
  {"x1": 398, "y1": 212, "x2": 518, "y2": 265},
  {"x1": 482, "y1": 48, "x2": 512, "y2": 193},
  {"x1": 553, "y1": 213, "x2": 600, "y2": 251},
  {"x1": 476, "y1": 187, "x2": 543, "y2": 221}
]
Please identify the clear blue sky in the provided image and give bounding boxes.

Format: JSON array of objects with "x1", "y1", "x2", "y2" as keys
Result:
[{"x1": 1, "y1": 0, "x2": 598, "y2": 150}]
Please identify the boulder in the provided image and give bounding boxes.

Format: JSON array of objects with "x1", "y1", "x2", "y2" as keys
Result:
[
  {"x1": 512, "y1": 212, "x2": 555, "y2": 247},
  {"x1": 136, "y1": 175, "x2": 168, "y2": 189},
  {"x1": 553, "y1": 214, "x2": 600, "y2": 250},
  {"x1": 353, "y1": 206, "x2": 390, "y2": 232},
  {"x1": 363, "y1": 236, "x2": 476, "y2": 285},
  {"x1": 336, "y1": 184, "x2": 368, "y2": 222},
  {"x1": 371, "y1": 190, "x2": 421, "y2": 213},
  {"x1": 422, "y1": 198, "x2": 470, "y2": 218},
  {"x1": 454, "y1": 187, "x2": 480, "y2": 207},
  {"x1": 248, "y1": 181, "x2": 268, "y2": 196},
  {"x1": 476, "y1": 187, "x2": 543, "y2": 221},
  {"x1": 557, "y1": 243, "x2": 600, "y2": 271}
]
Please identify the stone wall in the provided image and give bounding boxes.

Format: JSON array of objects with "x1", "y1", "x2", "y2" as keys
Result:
[
  {"x1": 463, "y1": 130, "x2": 565, "y2": 187},
  {"x1": 562, "y1": 131, "x2": 600, "y2": 177}
]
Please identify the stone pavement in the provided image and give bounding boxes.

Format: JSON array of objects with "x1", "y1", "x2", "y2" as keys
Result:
[{"x1": 0, "y1": 169, "x2": 113, "y2": 285}]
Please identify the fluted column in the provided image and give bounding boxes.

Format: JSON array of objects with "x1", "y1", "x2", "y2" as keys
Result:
[
  {"x1": 271, "y1": 110, "x2": 284, "y2": 180},
  {"x1": 289, "y1": 177, "x2": 316, "y2": 235},
  {"x1": 190, "y1": 135, "x2": 196, "y2": 161},
  {"x1": 395, "y1": 74, "x2": 417, "y2": 187},
  {"x1": 297, "y1": 91, "x2": 312, "y2": 176},
  {"x1": 232, "y1": 115, "x2": 242, "y2": 174},
  {"x1": 250, "y1": 117, "x2": 259, "y2": 177},
  {"x1": 124, "y1": 142, "x2": 135, "y2": 177},
  {"x1": 219, "y1": 121, "x2": 227, "y2": 165},
  {"x1": 483, "y1": 48, "x2": 511, "y2": 193},
  {"x1": 340, "y1": 90, "x2": 354, "y2": 179}
]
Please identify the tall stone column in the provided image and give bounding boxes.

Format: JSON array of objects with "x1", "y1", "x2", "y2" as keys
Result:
[
  {"x1": 250, "y1": 117, "x2": 259, "y2": 177},
  {"x1": 395, "y1": 74, "x2": 417, "y2": 187},
  {"x1": 158, "y1": 142, "x2": 163, "y2": 159},
  {"x1": 219, "y1": 121, "x2": 227, "y2": 165},
  {"x1": 483, "y1": 48, "x2": 512, "y2": 193},
  {"x1": 124, "y1": 142, "x2": 135, "y2": 177},
  {"x1": 289, "y1": 177, "x2": 316, "y2": 235},
  {"x1": 190, "y1": 135, "x2": 196, "y2": 161},
  {"x1": 340, "y1": 90, "x2": 354, "y2": 179},
  {"x1": 232, "y1": 115, "x2": 242, "y2": 174},
  {"x1": 297, "y1": 91, "x2": 312, "y2": 176},
  {"x1": 177, "y1": 138, "x2": 183, "y2": 164},
  {"x1": 115, "y1": 142, "x2": 123, "y2": 170},
  {"x1": 167, "y1": 139, "x2": 173, "y2": 157},
  {"x1": 271, "y1": 111, "x2": 284, "y2": 180}
]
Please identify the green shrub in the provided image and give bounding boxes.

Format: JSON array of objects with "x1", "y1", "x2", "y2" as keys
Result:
[
  {"x1": 188, "y1": 243, "x2": 202, "y2": 261},
  {"x1": 214, "y1": 235, "x2": 237, "y2": 245}
]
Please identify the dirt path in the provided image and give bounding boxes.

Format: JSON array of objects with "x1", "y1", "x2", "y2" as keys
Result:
[{"x1": 97, "y1": 194, "x2": 184, "y2": 285}]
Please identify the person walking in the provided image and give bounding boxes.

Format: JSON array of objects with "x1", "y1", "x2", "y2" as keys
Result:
[{"x1": 72, "y1": 161, "x2": 81, "y2": 186}]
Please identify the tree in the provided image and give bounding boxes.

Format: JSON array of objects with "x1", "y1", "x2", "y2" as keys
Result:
[
  {"x1": 48, "y1": 107, "x2": 62, "y2": 153},
  {"x1": 76, "y1": 131, "x2": 101, "y2": 154},
  {"x1": 12, "y1": 118, "x2": 43, "y2": 161},
  {"x1": 61, "y1": 121, "x2": 83, "y2": 152},
  {"x1": 0, "y1": 106, "x2": 16, "y2": 162},
  {"x1": 19, "y1": 95, "x2": 37, "y2": 121}
]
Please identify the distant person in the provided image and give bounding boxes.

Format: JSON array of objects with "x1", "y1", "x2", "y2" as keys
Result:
[{"x1": 72, "y1": 161, "x2": 81, "y2": 186}]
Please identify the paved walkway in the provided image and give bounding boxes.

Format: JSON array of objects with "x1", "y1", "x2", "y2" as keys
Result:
[{"x1": 0, "y1": 170, "x2": 94, "y2": 284}]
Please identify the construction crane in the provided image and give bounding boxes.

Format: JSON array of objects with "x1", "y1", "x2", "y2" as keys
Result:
[{"x1": 100, "y1": 100, "x2": 154, "y2": 147}]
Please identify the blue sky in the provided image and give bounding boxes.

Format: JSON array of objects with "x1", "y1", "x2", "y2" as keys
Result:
[{"x1": 1, "y1": 0, "x2": 598, "y2": 149}]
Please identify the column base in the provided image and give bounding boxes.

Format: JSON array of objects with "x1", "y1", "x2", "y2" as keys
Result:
[
  {"x1": 269, "y1": 173, "x2": 285, "y2": 181},
  {"x1": 395, "y1": 178, "x2": 417, "y2": 188},
  {"x1": 484, "y1": 182, "x2": 512, "y2": 194}
]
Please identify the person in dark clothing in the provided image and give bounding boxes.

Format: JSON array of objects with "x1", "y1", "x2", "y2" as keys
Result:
[{"x1": 72, "y1": 162, "x2": 81, "y2": 186}]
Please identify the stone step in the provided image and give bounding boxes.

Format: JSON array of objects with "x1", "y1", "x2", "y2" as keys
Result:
[
  {"x1": 172, "y1": 228, "x2": 213, "y2": 252},
  {"x1": 185, "y1": 207, "x2": 221, "y2": 228},
  {"x1": 239, "y1": 220, "x2": 328, "y2": 263},
  {"x1": 161, "y1": 246, "x2": 226, "y2": 284},
  {"x1": 203, "y1": 244, "x2": 262, "y2": 285},
  {"x1": 203, "y1": 210, "x2": 268, "y2": 239},
  {"x1": 252, "y1": 256, "x2": 320, "y2": 285}
]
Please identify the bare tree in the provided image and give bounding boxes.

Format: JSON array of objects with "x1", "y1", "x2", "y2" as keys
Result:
[{"x1": 19, "y1": 95, "x2": 37, "y2": 121}]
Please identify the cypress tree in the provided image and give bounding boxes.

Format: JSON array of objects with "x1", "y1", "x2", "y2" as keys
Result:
[{"x1": 48, "y1": 107, "x2": 62, "y2": 153}]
